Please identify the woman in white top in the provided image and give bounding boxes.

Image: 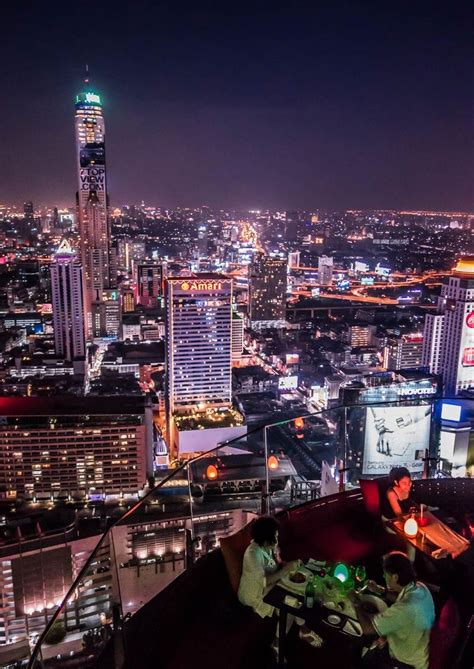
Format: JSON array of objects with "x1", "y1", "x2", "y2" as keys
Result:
[
  {"x1": 238, "y1": 516, "x2": 323, "y2": 651},
  {"x1": 238, "y1": 516, "x2": 296, "y2": 618}
]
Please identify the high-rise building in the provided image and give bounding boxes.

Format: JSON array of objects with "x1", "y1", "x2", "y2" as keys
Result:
[
  {"x1": 50, "y1": 240, "x2": 86, "y2": 364},
  {"x1": 23, "y1": 200, "x2": 34, "y2": 224},
  {"x1": 231, "y1": 313, "x2": 244, "y2": 360},
  {"x1": 288, "y1": 251, "x2": 300, "y2": 269},
  {"x1": 74, "y1": 70, "x2": 112, "y2": 336},
  {"x1": 249, "y1": 254, "x2": 287, "y2": 325},
  {"x1": 166, "y1": 275, "x2": 232, "y2": 413},
  {"x1": 318, "y1": 255, "x2": 334, "y2": 286},
  {"x1": 0, "y1": 396, "x2": 153, "y2": 500},
  {"x1": 348, "y1": 324, "x2": 376, "y2": 348},
  {"x1": 383, "y1": 333, "x2": 424, "y2": 370},
  {"x1": 422, "y1": 313, "x2": 445, "y2": 374},
  {"x1": 117, "y1": 239, "x2": 146, "y2": 273},
  {"x1": 137, "y1": 262, "x2": 166, "y2": 308},
  {"x1": 427, "y1": 258, "x2": 474, "y2": 395},
  {"x1": 121, "y1": 287, "x2": 135, "y2": 313},
  {"x1": 92, "y1": 289, "x2": 120, "y2": 338}
]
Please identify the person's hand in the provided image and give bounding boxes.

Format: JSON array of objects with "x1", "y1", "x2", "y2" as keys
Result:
[
  {"x1": 347, "y1": 590, "x2": 360, "y2": 605},
  {"x1": 366, "y1": 579, "x2": 383, "y2": 594},
  {"x1": 283, "y1": 559, "x2": 301, "y2": 573}
]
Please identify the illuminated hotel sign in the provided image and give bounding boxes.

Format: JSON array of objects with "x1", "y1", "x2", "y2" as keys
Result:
[
  {"x1": 76, "y1": 92, "x2": 101, "y2": 105},
  {"x1": 179, "y1": 280, "x2": 226, "y2": 291}
]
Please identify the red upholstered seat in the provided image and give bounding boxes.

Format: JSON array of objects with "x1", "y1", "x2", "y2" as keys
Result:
[
  {"x1": 359, "y1": 478, "x2": 382, "y2": 515},
  {"x1": 220, "y1": 519, "x2": 254, "y2": 592},
  {"x1": 429, "y1": 598, "x2": 461, "y2": 669}
]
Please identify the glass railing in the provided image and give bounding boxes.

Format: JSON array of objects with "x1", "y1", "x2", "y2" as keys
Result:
[{"x1": 24, "y1": 397, "x2": 473, "y2": 668}]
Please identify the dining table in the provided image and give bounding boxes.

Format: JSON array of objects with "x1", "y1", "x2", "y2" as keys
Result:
[
  {"x1": 263, "y1": 563, "x2": 380, "y2": 668},
  {"x1": 385, "y1": 509, "x2": 470, "y2": 560}
]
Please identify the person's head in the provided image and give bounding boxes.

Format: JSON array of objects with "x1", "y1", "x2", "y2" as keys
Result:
[
  {"x1": 382, "y1": 551, "x2": 417, "y2": 592},
  {"x1": 251, "y1": 516, "x2": 280, "y2": 548},
  {"x1": 389, "y1": 467, "x2": 412, "y2": 494}
]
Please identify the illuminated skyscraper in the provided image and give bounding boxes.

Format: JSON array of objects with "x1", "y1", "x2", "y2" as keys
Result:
[
  {"x1": 74, "y1": 69, "x2": 113, "y2": 336},
  {"x1": 23, "y1": 200, "x2": 34, "y2": 224},
  {"x1": 423, "y1": 258, "x2": 474, "y2": 395},
  {"x1": 249, "y1": 254, "x2": 287, "y2": 325},
  {"x1": 166, "y1": 275, "x2": 233, "y2": 413},
  {"x1": 50, "y1": 240, "x2": 86, "y2": 363},
  {"x1": 318, "y1": 255, "x2": 334, "y2": 286},
  {"x1": 137, "y1": 262, "x2": 166, "y2": 308}
]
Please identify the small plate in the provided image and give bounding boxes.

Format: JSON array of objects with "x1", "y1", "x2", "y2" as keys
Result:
[{"x1": 327, "y1": 614, "x2": 342, "y2": 625}]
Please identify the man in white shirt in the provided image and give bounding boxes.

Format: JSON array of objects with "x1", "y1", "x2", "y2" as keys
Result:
[{"x1": 352, "y1": 551, "x2": 435, "y2": 669}]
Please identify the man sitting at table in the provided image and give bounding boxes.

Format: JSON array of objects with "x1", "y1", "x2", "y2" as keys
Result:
[{"x1": 351, "y1": 551, "x2": 435, "y2": 669}]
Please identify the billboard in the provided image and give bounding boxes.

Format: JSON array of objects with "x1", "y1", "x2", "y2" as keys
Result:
[
  {"x1": 361, "y1": 277, "x2": 375, "y2": 286},
  {"x1": 278, "y1": 375, "x2": 298, "y2": 390},
  {"x1": 286, "y1": 353, "x2": 299, "y2": 365},
  {"x1": 456, "y1": 310, "x2": 474, "y2": 386},
  {"x1": 362, "y1": 405, "x2": 431, "y2": 475},
  {"x1": 80, "y1": 166, "x2": 106, "y2": 191}
]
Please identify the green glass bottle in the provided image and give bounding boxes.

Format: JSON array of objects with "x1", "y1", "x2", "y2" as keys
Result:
[{"x1": 305, "y1": 576, "x2": 315, "y2": 609}]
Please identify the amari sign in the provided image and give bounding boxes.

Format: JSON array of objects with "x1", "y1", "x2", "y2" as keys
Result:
[
  {"x1": 179, "y1": 280, "x2": 226, "y2": 291},
  {"x1": 80, "y1": 167, "x2": 105, "y2": 191}
]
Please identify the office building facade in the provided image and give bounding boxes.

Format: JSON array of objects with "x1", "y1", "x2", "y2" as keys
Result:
[
  {"x1": 0, "y1": 397, "x2": 153, "y2": 500},
  {"x1": 137, "y1": 263, "x2": 166, "y2": 308},
  {"x1": 422, "y1": 313, "x2": 445, "y2": 375},
  {"x1": 50, "y1": 240, "x2": 86, "y2": 363},
  {"x1": 383, "y1": 333, "x2": 424, "y2": 370},
  {"x1": 166, "y1": 276, "x2": 232, "y2": 413},
  {"x1": 318, "y1": 255, "x2": 334, "y2": 286},
  {"x1": 249, "y1": 255, "x2": 286, "y2": 324}
]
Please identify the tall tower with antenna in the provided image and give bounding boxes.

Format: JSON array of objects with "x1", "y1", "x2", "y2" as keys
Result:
[{"x1": 74, "y1": 66, "x2": 114, "y2": 337}]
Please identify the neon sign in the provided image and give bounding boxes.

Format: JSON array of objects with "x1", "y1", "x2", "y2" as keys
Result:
[
  {"x1": 180, "y1": 280, "x2": 224, "y2": 291},
  {"x1": 466, "y1": 312, "x2": 474, "y2": 328},
  {"x1": 76, "y1": 92, "x2": 101, "y2": 105}
]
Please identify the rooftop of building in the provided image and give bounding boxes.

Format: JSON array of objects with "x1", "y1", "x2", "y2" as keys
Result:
[
  {"x1": 173, "y1": 407, "x2": 244, "y2": 431},
  {"x1": 453, "y1": 257, "x2": 474, "y2": 276},
  {"x1": 0, "y1": 395, "x2": 149, "y2": 416}
]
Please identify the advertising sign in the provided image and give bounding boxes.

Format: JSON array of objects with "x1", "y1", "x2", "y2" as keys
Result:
[
  {"x1": 286, "y1": 353, "x2": 299, "y2": 365},
  {"x1": 456, "y1": 310, "x2": 474, "y2": 385},
  {"x1": 278, "y1": 375, "x2": 298, "y2": 390},
  {"x1": 80, "y1": 166, "x2": 106, "y2": 191},
  {"x1": 362, "y1": 405, "x2": 431, "y2": 475},
  {"x1": 462, "y1": 347, "x2": 474, "y2": 366},
  {"x1": 361, "y1": 277, "x2": 375, "y2": 286}
]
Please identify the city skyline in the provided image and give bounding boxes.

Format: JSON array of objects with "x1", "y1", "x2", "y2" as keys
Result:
[{"x1": 1, "y1": 2, "x2": 473, "y2": 211}]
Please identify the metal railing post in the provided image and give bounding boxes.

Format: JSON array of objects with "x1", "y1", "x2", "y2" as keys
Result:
[{"x1": 261, "y1": 424, "x2": 270, "y2": 514}]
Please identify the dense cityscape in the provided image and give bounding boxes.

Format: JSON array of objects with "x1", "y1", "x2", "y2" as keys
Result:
[{"x1": 0, "y1": 2, "x2": 473, "y2": 667}]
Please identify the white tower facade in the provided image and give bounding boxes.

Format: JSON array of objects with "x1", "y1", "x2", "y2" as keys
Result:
[{"x1": 422, "y1": 313, "x2": 445, "y2": 374}]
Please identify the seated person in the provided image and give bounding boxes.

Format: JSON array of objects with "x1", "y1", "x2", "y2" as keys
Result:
[
  {"x1": 352, "y1": 551, "x2": 435, "y2": 669},
  {"x1": 238, "y1": 516, "x2": 321, "y2": 649},
  {"x1": 238, "y1": 515, "x2": 297, "y2": 617},
  {"x1": 381, "y1": 467, "x2": 416, "y2": 520}
]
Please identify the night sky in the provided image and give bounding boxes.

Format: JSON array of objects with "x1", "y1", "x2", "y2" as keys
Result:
[{"x1": 1, "y1": 1, "x2": 473, "y2": 211}]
